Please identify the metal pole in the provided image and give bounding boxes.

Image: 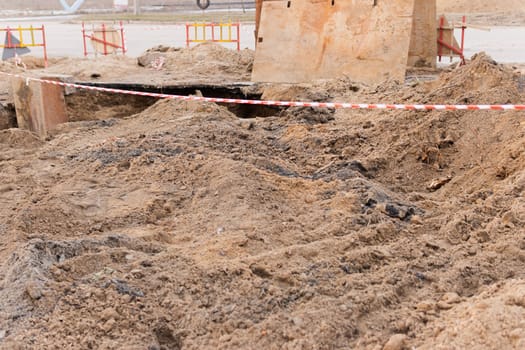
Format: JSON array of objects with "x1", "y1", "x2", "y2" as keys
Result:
[
  {"x1": 120, "y1": 21, "x2": 127, "y2": 54},
  {"x1": 460, "y1": 15, "x2": 466, "y2": 64},
  {"x1": 82, "y1": 22, "x2": 88, "y2": 56},
  {"x1": 41, "y1": 25, "x2": 48, "y2": 68},
  {"x1": 102, "y1": 23, "x2": 107, "y2": 55},
  {"x1": 134, "y1": 0, "x2": 140, "y2": 15}
]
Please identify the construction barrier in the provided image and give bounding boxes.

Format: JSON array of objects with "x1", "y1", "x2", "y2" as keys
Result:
[
  {"x1": 437, "y1": 15, "x2": 466, "y2": 64},
  {"x1": 82, "y1": 22, "x2": 127, "y2": 56},
  {"x1": 0, "y1": 25, "x2": 48, "y2": 67},
  {"x1": 186, "y1": 22, "x2": 241, "y2": 51},
  {"x1": 1, "y1": 71, "x2": 523, "y2": 112}
]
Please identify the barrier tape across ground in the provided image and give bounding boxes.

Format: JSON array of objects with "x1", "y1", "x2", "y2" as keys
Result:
[{"x1": 3, "y1": 71, "x2": 525, "y2": 111}]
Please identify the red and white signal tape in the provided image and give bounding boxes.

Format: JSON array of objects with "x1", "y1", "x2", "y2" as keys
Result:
[{"x1": 2, "y1": 71, "x2": 525, "y2": 111}]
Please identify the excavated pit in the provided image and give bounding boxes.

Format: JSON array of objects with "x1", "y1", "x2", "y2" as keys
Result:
[
  {"x1": 69, "y1": 82, "x2": 283, "y2": 121},
  {"x1": 2, "y1": 38, "x2": 525, "y2": 349}
]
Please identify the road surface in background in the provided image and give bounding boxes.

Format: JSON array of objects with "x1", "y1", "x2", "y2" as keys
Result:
[{"x1": 0, "y1": 15, "x2": 523, "y2": 63}]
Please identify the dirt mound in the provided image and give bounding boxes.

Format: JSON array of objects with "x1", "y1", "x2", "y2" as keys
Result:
[
  {"x1": 38, "y1": 43, "x2": 254, "y2": 86},
  {"x1": 137, "y1": 43, "x2": 254, "y2": 83},
  {"x1": 416, "y1": 279, "x2": 525, "y2": 349},
  {"x1": 1, "y1": 47, "x2": 525, "y2": 350},
  {"x1": 425, "y1": 52, "x2": 521, "y2": 104},
  {"x1": 0, "y1": 128, "x2": 42, "y2": 147}
]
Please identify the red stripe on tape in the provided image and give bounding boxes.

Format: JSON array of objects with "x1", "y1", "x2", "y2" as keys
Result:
[{"x1": 1, "y1": 71, "x2": 524, "y2": 112}]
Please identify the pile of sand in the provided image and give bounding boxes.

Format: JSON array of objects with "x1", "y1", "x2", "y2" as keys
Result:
[
  {"x1": 36, "y1": 43, "x2": 254, "y2": 85},
  {"x1": 0, "y1": 42, "x2": 525, "y2": 350},
  {"x1": 137, "y1": 43, "x2": 254, "y2": 84},
  {"x1": 416, "y1": 280, "x2": 525, "y2": 349},
  {"x1": 438, "y1": 0, "x2": 525, "y2": 13}
]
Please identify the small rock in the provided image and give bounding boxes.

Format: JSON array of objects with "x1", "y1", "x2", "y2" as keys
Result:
[
  {"x1": 383, "y1": 333, "x2": 407, "y2": 350},
  {"x1": 130, "y1": 269, "x2": 144, "y2": 279},
  {"x1": 250, "y1": 264, "x2": 272, "y2": 278},
  {"x1": 440, "y1": 292, "x2": 461, "y2": 304},
  {"x1": 26, "y1": 281, "x2": 43, "y2": 300},
  {"x1": 427, "y1": 176, "x2": 452, "y2": 191},
  {"x1": 100, "y1": 307, "x2": 119, "y2": 321},
  {"x1": 101, "y1": 318, "x2": 116, "y2": 333},
  {"x1": 416, "y1": 300, "x2": 435, "y2": 312},
  {"x1": 110, "y1": 279, "x2": 144, "y2": 298},
  {"x1": 0, "y1": 329, "x2": 6, "y2": 340},
  {"x1": 410, "y1": 215, "x2": 423, "y2": 225},
  {"x1": 376, "y1": 203, "x2": 414, "y2": 220},
  {"x1": 436, "y1": 301, "x2": 454, "y2": 310},
  {"x1": 291, "y1": 317, "x2": 303, "y2": 326},
  {"x1": 467, "y1": 247, "x2": 477, "y2": 256},
  {"x1": 239, "y1": 120, "x2": 254, "y2": 130},
  {"x1": 502, "y1": 211, "x2": 516, "y2": 227},
  {"x1": 474, "y1": 230, "x2": 491, "y2": 243}
]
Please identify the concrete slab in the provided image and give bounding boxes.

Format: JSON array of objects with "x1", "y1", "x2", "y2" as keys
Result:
[
  {"x1": 11, "y1": 74, "x2": 71, "y2": 137},
  {"x1": 252, "y1": 0, "x2": 419, "y2": 84},
  {"x1": 408, "y1": 1, "x2": 437, "y2": 67}
]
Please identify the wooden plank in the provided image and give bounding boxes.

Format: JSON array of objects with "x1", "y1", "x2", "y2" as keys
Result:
[{"x1": 252, "y1": 0, "x2": 417, "y2": 85}]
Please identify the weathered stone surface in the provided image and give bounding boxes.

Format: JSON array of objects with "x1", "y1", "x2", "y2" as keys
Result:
[{"x1": 252, "y1": 0, "x2": 436, "y2": 84}]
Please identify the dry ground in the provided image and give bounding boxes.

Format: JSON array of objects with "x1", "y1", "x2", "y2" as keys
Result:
[
  {"x1": 0, "y1": 41, "x2": 524, "y2": 349},
  {"x1": 1, "y1": 3, "x2": 525, "y2": 349}
]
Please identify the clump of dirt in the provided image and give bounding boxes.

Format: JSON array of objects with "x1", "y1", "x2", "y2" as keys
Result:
[{"x1": 0, "y1": 48, "x2": 525, "y2": 350}]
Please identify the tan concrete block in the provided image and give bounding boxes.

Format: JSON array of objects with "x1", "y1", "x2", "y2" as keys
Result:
[
  {"x1": 408, "y1": 0, "x2": 437, "y2": 67},
  {"x1": 11, "y1": 74, "x2": 71, "y2": 138},
  {"x1": 252, "y1": 0, "x2": 419, "y2": 84}
]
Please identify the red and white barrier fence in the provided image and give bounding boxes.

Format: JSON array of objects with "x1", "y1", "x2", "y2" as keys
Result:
[
  {"x1": 82, "y1": 22, "x2": 127, "y2": 57},
  {"x1": 0, "y1": 25, "x2": 48, "y2": 67},
  {"x1": 2, "y1": 71, "x2": 524, "y2": 111}
]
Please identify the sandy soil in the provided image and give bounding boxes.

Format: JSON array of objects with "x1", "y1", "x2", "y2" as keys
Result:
[
  {"x1": 438, "y1": 0, "x2": 525, "y2": 25},
  {"x1": 1, "y1": 1, "x2": 525, "y2": 347},
  {"x1": 0, "y1": 39, "x2": 524, "y2": 350},
  {"x1": 438, "y1": 0, "x2": 525, "y2": 14}
]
